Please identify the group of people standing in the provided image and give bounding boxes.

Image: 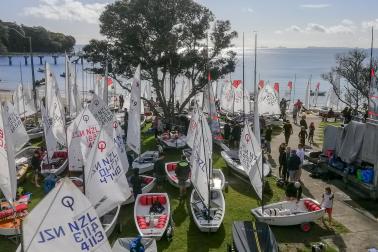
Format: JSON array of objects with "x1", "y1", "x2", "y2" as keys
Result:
[{"x1": 278, "y1": 143, "x2": 305, "y2": 183}]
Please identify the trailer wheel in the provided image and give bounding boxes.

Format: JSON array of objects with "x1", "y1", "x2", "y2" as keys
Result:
[{"x1": 300, "y1": 222, "x2": 311, "y2": 232}]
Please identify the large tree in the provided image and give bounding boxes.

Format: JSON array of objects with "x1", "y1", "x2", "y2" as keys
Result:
[
  {"x1": 83, "y1": 0, "x2": 237, "y2": 117},
  {"x1": 322, "y1": 49, "x2": 375, "y2": 113}
]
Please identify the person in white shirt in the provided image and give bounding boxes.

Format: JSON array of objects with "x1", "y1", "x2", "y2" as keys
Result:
[
  {"x1": 320, "y1": 186, "x2": 334, "y2": 225},
  {"x1": 296, "y1": 144, "x2": 305, "y2": 181}
]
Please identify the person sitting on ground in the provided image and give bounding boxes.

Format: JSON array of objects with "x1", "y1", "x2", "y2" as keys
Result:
[
  {"x1": 149, "y1": 200, "x2": 165, "y2": 214},
  {"x1": 287, "y1": 150, "x2": 301, "y2": 182},
  {"x1": 298, "y1": 126, "x2": 308, "y2": 147},
  {"x1": 285, "y1": 181, "x2": 302, "y2": 201},
  {"x1": 264, "y1": 125, "x2": 273, "y2": 154},
  {"x1": 308, "y1": 122, "x2": 315, "y2": 145},
  {"x1": 278, "y1": 143, "x2": 287, "y2": 178},
  {"x1": 130, "y1": 169, "x2": 142, "y2": 200},
  {"x1": 31, "y1": 150, "x2": 41, "y2": 188},
  {"x1": 299, "y1": 115, "x2": 308, "y2": 130},
  {"x1": 175, "y1": 157, "x2": 190, "y2": 199},
  {"x1": 320, "y1": 186, "x2": 334, "y2": 225},
  {"x1": 283, "y1": 120, "x2": 293, "y2": 145}
]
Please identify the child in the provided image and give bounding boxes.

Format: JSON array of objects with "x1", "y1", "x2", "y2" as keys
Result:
[
  {"x1": 308, "y1": 122, "x2": 315, "y2": 145},
  {"x1": 321, "y1": 187, "x2": 334, "y2": 225}
]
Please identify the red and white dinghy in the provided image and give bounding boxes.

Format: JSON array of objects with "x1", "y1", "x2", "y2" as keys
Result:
[
  {"x1": 124, "y1": 175, "x2": 157, "y2": 204},
  {"x1": 40, "y1": 150, "x2": 68, "y2": 176},
  {"x1": 165, "y1": 162, "x2": 191, "y2": 188},
  {"x1": 134, "y1": 193, "x2": 170, "y2": 239}
]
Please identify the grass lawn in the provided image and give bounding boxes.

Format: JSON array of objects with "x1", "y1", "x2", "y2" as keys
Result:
[{"x1": 0, "y1": 123, "x2": 347, "y2": 252}]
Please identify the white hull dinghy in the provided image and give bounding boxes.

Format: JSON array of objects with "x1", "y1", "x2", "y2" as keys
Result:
[
  {"x1": 112, "y1": 238, "x2": 157, "y2": 252},
  {"x1": 157, "y1": 133, "x2": 187, "y2": 149},
  {"x1": 251, "y1": 198, "x2": 325, "y2": 231},
  {"x1": 26, "y1": 126, "x2": 43, "y2": 140},
  {"x1": 212, "y1": 169, "x2": 226, "y2": 190},
  {"x1": 190, "y1": 189, "x2": 225, "y2": 232},
  {"x1": 102, "y1": 205, "x2": 121, "y2": 238},
  {"x1": 134, "y1": 193, "x2": 170, "y2": 240},
  {"x1": 165, "y1": 162, "x2": 191, "y2": 188},
  {"x1": 40, "y1": 150, "x2": 68, "y2": 176},
  {"x1": 132, "y1": 151, "x2": 160, "y2": 174},
  {"x1": 221, "y1": 150, "x2": 270, "y2": 181},
  {"x1": 125, "y1": 175, "x2": 157, "y2": 204}
]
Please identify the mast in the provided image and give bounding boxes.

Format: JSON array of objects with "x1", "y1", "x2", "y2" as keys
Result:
[
  {"x1": 19, "y1": 63, "x2": 26, "y2": 118},
  {"x1": 369, "y1": 27, "x2": 374, "y2": 123},
  {"x1": 65, "y1": 53, "x2": 70, "y2": 115},
  {"x1": 81, "y1": 56, "x2": 85, "y2": 107},
  {"x1": 242, "y1": 32, "x2": 245, "y2": 120}
]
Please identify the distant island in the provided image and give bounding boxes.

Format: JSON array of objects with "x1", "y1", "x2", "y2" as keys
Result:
[{"x1": 0, "y1": 20, "x2": 75, "y2": 53}]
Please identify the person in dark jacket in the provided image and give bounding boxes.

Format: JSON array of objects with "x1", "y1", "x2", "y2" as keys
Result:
[
  {"x1": 31, "y1": 150, "x2": 41, "y2": 187},
  {"x1": 278, "y1": 143, "x2": 287, "y2": 178},
  {"x1": 265, "y1": 125, "x2": 273, "y2": 154},
  {"x1": 287, "y1": 150, "x2": 301, "y2": 182},
  {"x1": 154, "y1": 155, "x2": 166, "y2": 190},
  {"x1": 298, "y1": 126, "x2": 308, "y2": 147},
  {"x1": 130, "y1": 169, "x2": 142, "y2": 200},
  {"x1": 223, "y1": 122, "x2": 231, "y2": 142},
  {"x1": 282, "y1": 146, "x2": 291, "y2": 182},
  {"x1": 299, "y1": 115, "x2": 308, "y2": 130},
  {"x1": 175, "y1": 157, "x2": 190, "y2": 199},
  {"x1": 231, "y1": 124, "x2": 241, "y2": 148},
  {"x1": 283, "y1": 120, "x2": 293, "y2": 145},
  {"x1": 119, "y1": 95, "x2": 124, "y2": 111}
]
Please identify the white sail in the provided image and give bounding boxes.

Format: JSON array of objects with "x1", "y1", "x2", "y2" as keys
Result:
[
  {"x1": 126, "y1": 65, "x2": 141, "y2": 154},
  {"x1": 186, "y1": 103, "x2": 199, "y2": 148},
  {"x1": 45, "y1": 63, "x2": 66, "y2": 146},
  {"x1": 88, "y1": 94, "x2": 114, "y2": 127},
  {"x1": 258, "y1": 85, "x2": 280, "y2": 115},
  {"x1": 85, "y1": 123, "x2": 131, "y2": 218},
  {"x1": 203, "y1": 84, "x2": 221, "y2": 137},
  {"x1": 190, "y1": 112, "x2": 212, "y2": 209},
  {"x1": 13, "y1": 84, "x2": 37, "y2": 118},
  {"x1": 67, "y1": 108, "x2": 100, "y2": 171},
  {"x1": 20, "y1": 178, "x2": 112, "y2": 252},
  {"x1": 65, "y1": 54, "x2": 81, "y2": 117},
  {"x1": 41, "y1": 104, "x2": 59, "y2": 161},
  {"x1": 220, "y1": 82, "x2": 234, "y2": 112},
  {"x1": 239, "y1": 124, "x2": 263, "y2": 199},
  {"x1": 3, "y1": 101, "x2": 29, "y2": 152},
  {"x1": 0, "y1": 104, "x2": 17, "y2": 203}
]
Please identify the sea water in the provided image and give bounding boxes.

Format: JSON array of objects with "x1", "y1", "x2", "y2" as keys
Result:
[{"x1": 0, "y1": 47, "x2": 375, "y2": 106}]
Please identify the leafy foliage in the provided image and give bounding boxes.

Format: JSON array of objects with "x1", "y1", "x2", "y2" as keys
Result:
[
  {"x1": 322, "y1": 49, "x2": 376, "y2": 112},
  {"x1": 83, "y1": 0, "x2": 237, "y2": 117},
  {"x1": 0, "y1": 20, "x2": 75, "y2": 53}
]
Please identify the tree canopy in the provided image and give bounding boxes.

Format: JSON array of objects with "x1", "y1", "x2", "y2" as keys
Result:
[
  {"x1": 0, "y1": 20, "x2": 75, "y2": 53},
  {"x1": 322, "y1": 48, "x2": 376, "y2": 112},
  {"x1": 83, "y1": 0, "x2": 237, "y2": 117}
]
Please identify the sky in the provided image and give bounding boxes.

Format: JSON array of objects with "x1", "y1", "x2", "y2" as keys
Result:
[{"x1": 1, "y1": 0, "x2": 378, "y2": 48}]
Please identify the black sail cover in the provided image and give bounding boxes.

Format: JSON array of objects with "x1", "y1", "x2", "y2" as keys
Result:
[{"x1": 232, "y1": 221, "x2": 278, "y2": 252}]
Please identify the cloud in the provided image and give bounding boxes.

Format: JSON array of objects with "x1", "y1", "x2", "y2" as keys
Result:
[
  {"x1": 300, "y1": 4, "x2": 331, "y2": 8},
  {"x1": 242, "y1": 7, "x2": 254, "y2": 13},
  {"x1": 362, "y1": 19, "x2": 378, "y2": 29},
  {"x1": 23, "y1": 0, "x2": 107, "y2": 24},
  {"x1": 286, "y1": 25, "x2": 303, "y2": 32},
  {"x1": 278, "y1": 20, "x2": 355, "y2": 35}
]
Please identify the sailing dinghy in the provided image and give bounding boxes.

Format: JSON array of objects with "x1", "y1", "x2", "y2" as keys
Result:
[
  {"x1": 164, "y1": 162, "x2": 191, "y2": 188},
  {"x1": 134, "y1": 193, "x2": 170, "y2": 239},
  {"x1": 17, "y1": 178, "x2": 112, "y2": 252},
  {"x1": 0, "y1": 102, "x2": 30, "y2": 236},
  {"x1": 15, "y1": 146, "x2": 39, "y2": 183},
  {"x1": 258, "y1": 85, "x2": 283, "y2": 127},
  {"x1": 112, "y1": 238, "x2": 157, "y2": 252},
  {"x1": 127, "y1": 65, "x2": 160, "y2": 172},
  {"x1": 190, "y1": 111, "x2": 225, "y2": 232},
  {"x1": 40, "y1": 64, "x2": 68, "y2": 176},
  {"x1": 251, "y1": 198, "x2": 325, "y2": 230}
]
